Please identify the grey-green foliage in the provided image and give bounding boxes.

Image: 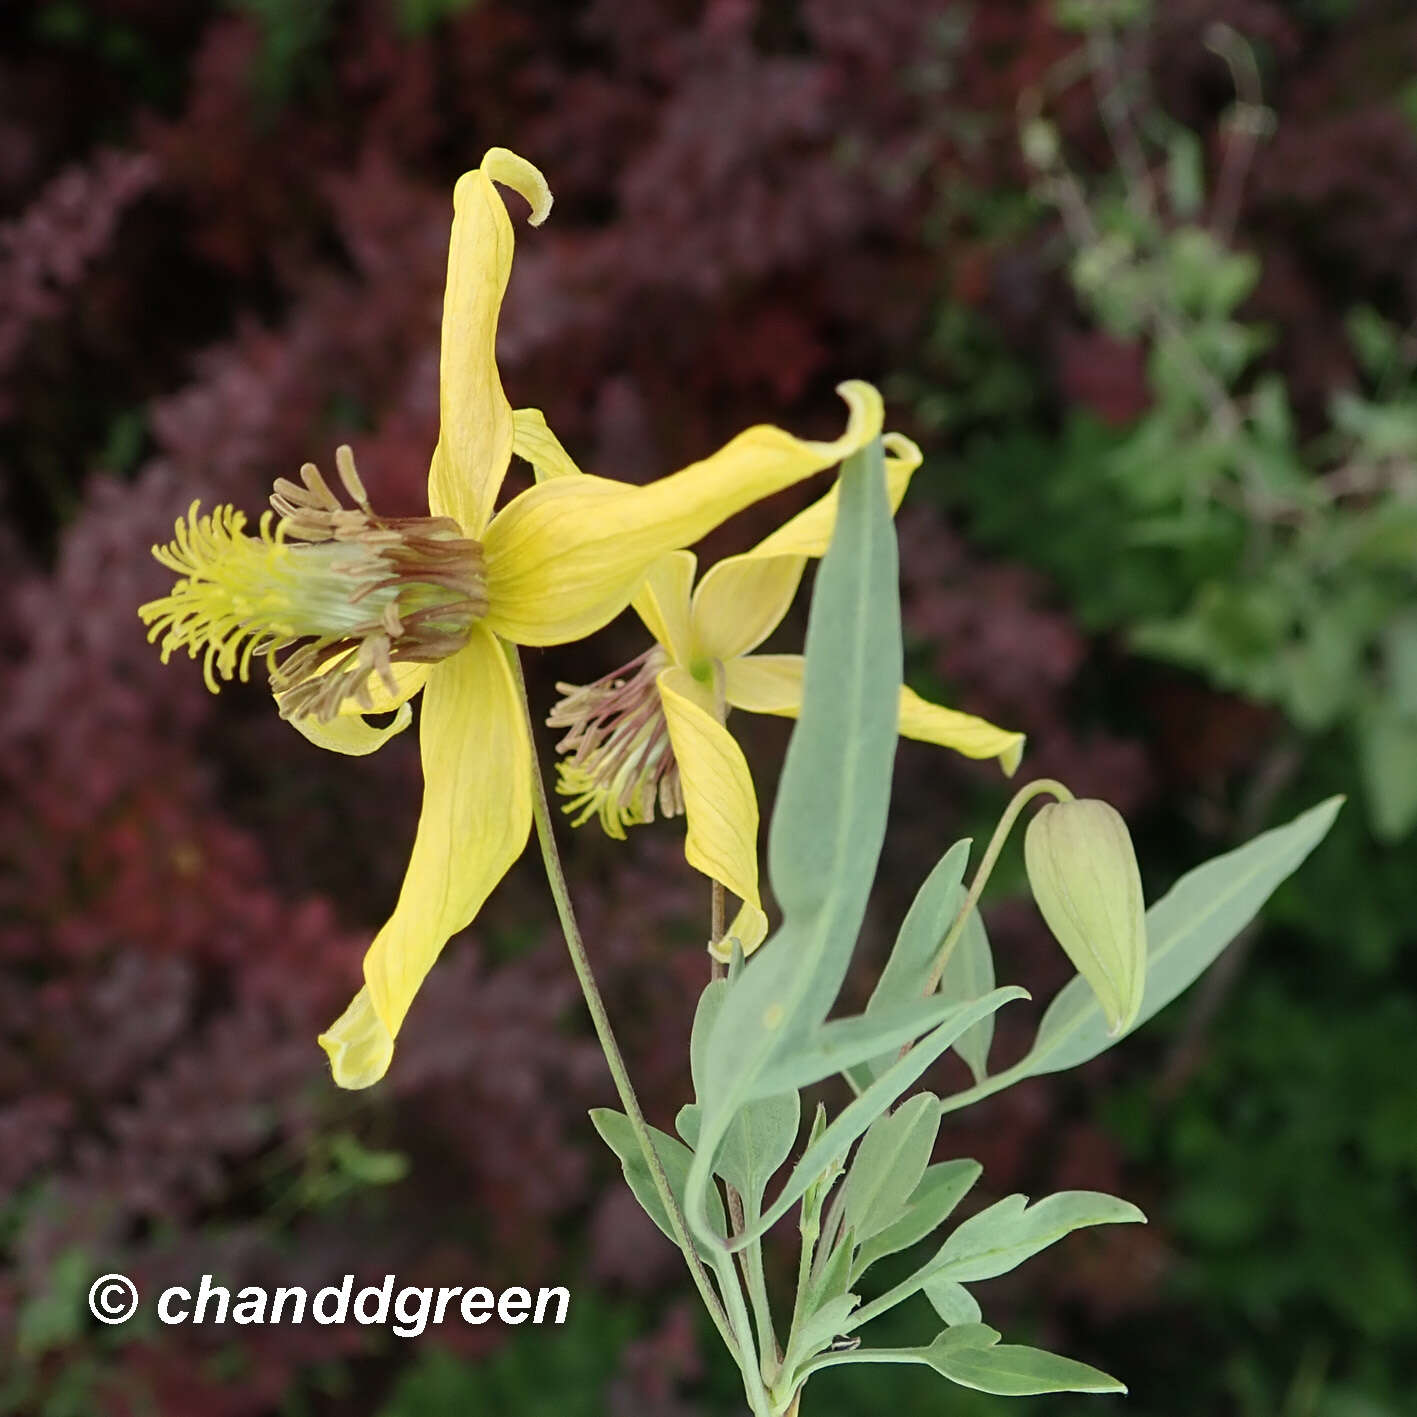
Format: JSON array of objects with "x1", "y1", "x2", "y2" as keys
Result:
[
  {"x1": 589, "y1": 437, "x2": 1340, "y2": 1417},
  {"x1": 840, "y1": 1093, "x2": 941, "y2": 1244}
]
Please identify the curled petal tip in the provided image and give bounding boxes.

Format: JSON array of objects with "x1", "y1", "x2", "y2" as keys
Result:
[
  {"x1": 883, "y1": 430, "x2": 923, "y2": 474},
  {"x1": 318, "y1": 987, "x2": 394, "y2": 1090},
  {"x1": 1000, "y1": 734, "x2": 1026, "y2": 777},
  {"x1": 832, "y1": 380, "x2": 885, "y2": 447},
  {"x1": 479, "y1": 146, "x2": 553, "y2": 225}
]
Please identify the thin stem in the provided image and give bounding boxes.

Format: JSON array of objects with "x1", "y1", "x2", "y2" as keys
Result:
[
  {"x1": 711, "y1": 880, "x2": 727, "y2": 981},
  {"x1": 709, "y1": 662, "x2": 729, "y2": 982},
  {"x1": 702, "y1": 680, "x2": 778, "y2": 1389},
  {"x1": 742, "y1": 1199, "x2": 781, "y2": 1386},
  {"x1": 507, "y1": 646, "x2": 735, "y2": 1353},
  {"x1": 922, "y1": 778, "x2": 1074, "y2": 997},
  {"x1": 785, "y1": 1202, "x2": 820, "y2": 1364}
]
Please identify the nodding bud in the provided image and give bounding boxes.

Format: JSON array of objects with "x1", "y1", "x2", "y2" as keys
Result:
[{"x1": 1024, "y1": 799, "x2": 1147, "y2": 1036}]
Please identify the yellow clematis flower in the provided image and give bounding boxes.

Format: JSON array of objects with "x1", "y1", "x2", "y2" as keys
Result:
[
  {"x1": 542, "y1": 435, "x2": 1027, "y2": 960},
  {"x1": 138, "y1": 149, "x2": 893, "y2": 1088}
]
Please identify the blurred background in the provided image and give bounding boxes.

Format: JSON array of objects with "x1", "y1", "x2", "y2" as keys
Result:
[{"x1": 2, "y1": 0, "x2": 1415, "y2": 1413}]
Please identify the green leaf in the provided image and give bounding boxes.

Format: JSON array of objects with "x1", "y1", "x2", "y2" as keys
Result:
[
  {"x1": 930, "y1": 1341, "x2": 1126, "y2": 1395},
  {"x1": 857, "y1": 838, "x2": 970, "y2": 1085},
  {"x1": 715, "y1": 1093, "x2": 801, "y2": 1211},
  {"x1": 804, "y1": 1323, "x2": 998, "y2": 1380},
  {"x1": 766, "y1": 992, "x2": 992, "y2": 1097},
  {"x1": 688, "y1": 978, "x2": 726, "y2": 1101},
  {"x1": 590, "y1": 1109, "x2": 725, "y2": 1243},
  {"x1": 733, "y1": 988, "x2": 1026, "y2": 1249},
  {"x1": 689, "y1": 440, "x2": 903, "y2": 1246},
  {"x1": 852, "y1": 1159, "x2": 982, "y2": 1279},
  {"x1": 841, "y1": 1093, "x2": 941, "y2": 1243},
  {"x1": 931, "y1": 1190, "x2": 1145, "y2": 1283},
  {"x1": 684, "y1": 978, "x2": 800, "y2": 1206},
  {"x1": 850, "y1": 1190, "x2": 1142, "y2": 1332},
  {"x1": 792, "y1": 1292, "x2": 862, "y2": 1368},
  {"x1": 938, "y1": 908, "x2": 996, "y2": 1084},
  {"x1": 1020, "y1": 795, "x2": 1343, "y2": 1078},
  {"x1": 924, "y1": 1278, "x2": 981, "y2": 1327},
  {"x1": 805, "y1": 1225, "x2": 858, "y2": 1316}
]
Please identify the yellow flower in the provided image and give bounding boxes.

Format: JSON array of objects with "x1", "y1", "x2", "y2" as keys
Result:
[
  {"x1": 138, "y1": 149, "x2": 894, "y2": 1089},
  {"x1": 544, "y1": 438, "x2": 1027, "y2": 960}
]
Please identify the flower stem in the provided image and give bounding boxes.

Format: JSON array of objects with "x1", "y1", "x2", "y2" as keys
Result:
[
  {"x1": 507, "y1": 646, "x2": 736, "y2": 1354},
  {"x1": 923, "y1": 777, "x2": 1074, "y2": 997},
  {"x1": 711, "y1": 880, "x2": 726, "y2": 981}
]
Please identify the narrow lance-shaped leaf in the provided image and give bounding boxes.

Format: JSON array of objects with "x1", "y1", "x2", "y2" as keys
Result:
[
  {"x1": 683, "y1": 980, "x2": 798, "y2": 1207},
  {"x1": 687, "y1": 441, "x2": 902, "y2": 1248},
  {"x1": 795, "y1": 1327, "x2": 1122, "y2": 1396},
  {"x1": 938, "y1": 907, "x2": 996, "y2": 1085},
  {"x1": 840, "y1": 1093, "x2": 941, "y2": 1244},
  {"x1": 847, "y1": 1189, "x2": 1142, "y2": 1330},
  {"x1": 852, "y1": 1159, "x2": 982, "y2": 1281},
  {"x1": 856, "y1": 839, "x2": 970, "y2": 1085},
  {"x1": 761, "y1": 992, "x2": 999, "y2": 1098},
  {"x1": 930, "y1": 1190, "x2": 1145, "y2": 1284},
  {"x1": 729, "y1": 987, "x2": 1026, "y2": 1251},
  {"x1": 930, "y1": 1341, "x2": 1126, "y2": 1396},
  {"x1": 924, "y1": 1278, "x2": 981, "y2": 1327}
]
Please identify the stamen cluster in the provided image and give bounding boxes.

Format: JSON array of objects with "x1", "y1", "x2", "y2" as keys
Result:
[
  {"x1": 548, "y1": 648, "x2": 684, "y2": 838},
  {"x1": 140, "y1": 447, "x2": 488, "y2": 722}
]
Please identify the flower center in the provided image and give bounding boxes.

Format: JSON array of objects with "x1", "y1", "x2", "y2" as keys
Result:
[
  {"x1": 139, "y1": 446, "x2": 488, "y2": 721},
  {"x1": 547, "y1": 647, "x2": 684, "y2": 839}
]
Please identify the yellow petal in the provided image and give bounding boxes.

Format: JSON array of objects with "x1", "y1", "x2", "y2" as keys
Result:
[
  {"x1": 317, "y1": 626, "x2": 533, "y2": 1088},
  {"x1": 689, "y1": 552, "x2": 805, "y2": 662},
  {"x1": 630, "y1": 550, "x2": 697, "y2": 663},
  {"x1": 512, "y1": 407, "x2": 582, "y2": 482},
  {"x1": 428, "y1": 149, "x2": 551, "y2": 538},
  {"x1": 657, "y1": 665, "x2": 761, "y2": 915},
  {"x1": 290, "y1": 701, "x2": 414, "y2": 756},
  {"x1": 744, "y1": 430, "x2": 922, "y2": 560},
  {"x1": 687, "y1": 430, "x2": 922, "y2": 662},
  {"x1": 280, "y1": 660, "x2": 429, "y2": 756},
  {"x1": 719, "y1": 653, "x2": 807, "y2": 715},
  {"x1": 900, "y1": 685, "x2": 1026, "y2": 776},
  {"x1": 723, "y1": 654, "x2": 1026, "y2": 775},
  {"x1": 714, "y1": 899, "x2": 770, "y2": 963},
  {"x1": 317, "y1": 987, "x2": 394, "y2": 1090},
  {"x1": 481, "y1": 381, "x2": 883, "y2": 646},
  {"x1": 339, "y1": 660, "x2": 431, "y2": 715}
]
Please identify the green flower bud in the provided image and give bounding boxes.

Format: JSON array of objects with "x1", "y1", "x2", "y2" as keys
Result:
[{"x1": 1024, "y1": 799, "x2": 1146, "y2": 1036}]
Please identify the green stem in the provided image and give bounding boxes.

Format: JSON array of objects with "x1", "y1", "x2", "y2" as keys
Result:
[
  {"x1": 508, "y1": 646, "x2": 736, "y2": 1355},
  {"x1": 923, "y1": 778, "x2": 1074, "y2": 997},
  {"x1": 711, "y1": 1248, "x2": 774, "y2": 1416},
  {"x1": 742, "y1": 1205, "x2": 779, "y2": 1386}
]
